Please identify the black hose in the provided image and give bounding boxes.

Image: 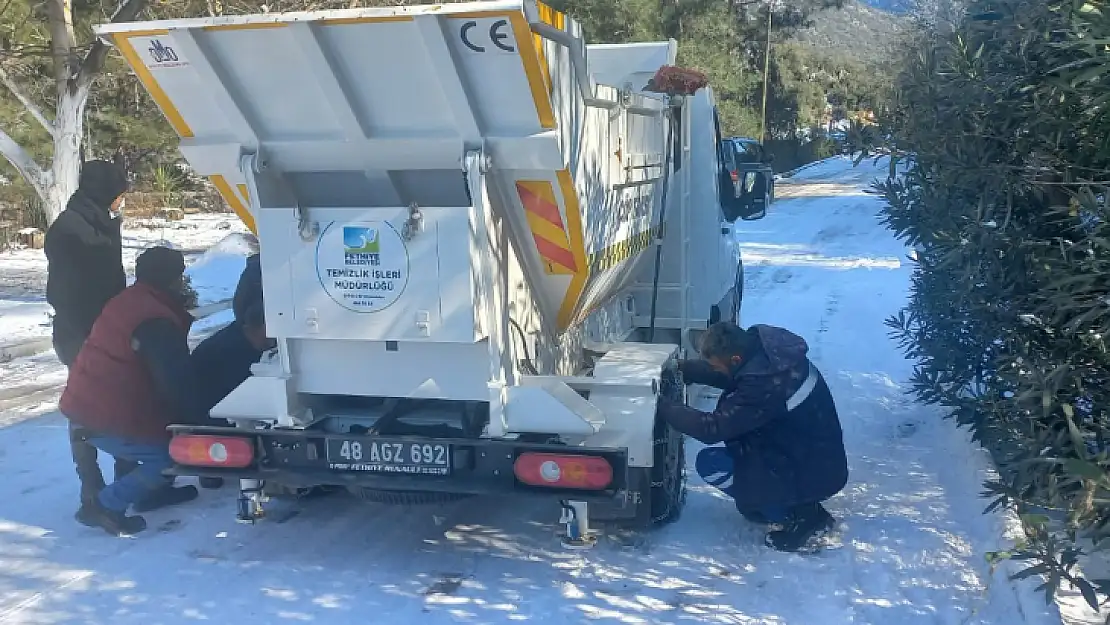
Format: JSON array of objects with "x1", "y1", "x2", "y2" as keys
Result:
[
  {"x1": 508, "y1": 316, "x2": 539, "y2": 375},
  {"x1": 647, "y1": 107, "x2": 677, "y2": 343}
]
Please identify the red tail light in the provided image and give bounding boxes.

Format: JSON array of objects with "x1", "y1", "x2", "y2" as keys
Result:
[
  {"x1": 513, "y1": 452, "x2": 613, "y2": 490},
  {"x1": 170, "y1": 434, "x2": 254, "y2": 469},
  {"x1": 730, "y1": 170, "x2": 739, "y2": 182}
]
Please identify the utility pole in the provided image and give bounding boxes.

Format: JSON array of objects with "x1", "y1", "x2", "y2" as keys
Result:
[{"x1": 759, "y1": 2, "x2": 772, "y2": 145}]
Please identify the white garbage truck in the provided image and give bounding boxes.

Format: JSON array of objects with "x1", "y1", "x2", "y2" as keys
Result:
[{"x1": 96, "y1": 0, "x2": 766, "y2": 547}]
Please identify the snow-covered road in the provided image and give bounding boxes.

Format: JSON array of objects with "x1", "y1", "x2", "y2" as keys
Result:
[{"x1": 0, "y1": 157, "x2": 1065, "y2": 624}]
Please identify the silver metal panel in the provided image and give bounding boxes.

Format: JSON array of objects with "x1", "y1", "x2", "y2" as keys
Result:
[
  {"x1": 317, "y1": 19, "x2": 458, "y2": 136},
  {"x1": 202, "y1": 27, "x2": 342, "y2": 140}
]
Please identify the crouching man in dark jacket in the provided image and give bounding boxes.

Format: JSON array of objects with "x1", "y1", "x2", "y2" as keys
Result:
[
  {"x1": 191, "y1": 303, "x2": 273, "y2": 417},
  {"x1": 659, "y1": 321, "x2": 849, "y2": 552},
  {"x1": 192, "y1": 252, "x2": 270, "y2": 424},
  {"x1": 60, "y1": 246, "x2": 208, "y2": 536},
  {"x1": 186, "y1": 253, "x2": 272, "y2": 489}
]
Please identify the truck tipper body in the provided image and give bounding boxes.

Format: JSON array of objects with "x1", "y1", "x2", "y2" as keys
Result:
[{"x1": 96, "y1": 0, "x2": 763, "y2": 544}]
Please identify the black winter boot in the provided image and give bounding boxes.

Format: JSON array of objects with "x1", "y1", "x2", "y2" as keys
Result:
[
  {"x1": 79, "y1": 481, "x2": 105, "y2": 509},
  {"x1": 133, "y1": 485, "x2": 199, "y2": 513},
  {"x1": 75, "y1": 502, "x2": 99, "y2": 528},
  {"x1": 71, "y1": 432, "x2": 106, "y2": 509},
  {"x1": 75, "y1": 498, "x2": 147, "y2": 536},
  {"x1": 765, "y1": 503, "x2": 835, "y2": 553}
]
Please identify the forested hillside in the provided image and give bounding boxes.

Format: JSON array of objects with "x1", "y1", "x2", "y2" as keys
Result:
[
  {"x1": 798, "y1": 0, "x2": 902, "y2": 64},
  {"x1": 0, "y1": 0, "x2": 899, "y2": 223}
]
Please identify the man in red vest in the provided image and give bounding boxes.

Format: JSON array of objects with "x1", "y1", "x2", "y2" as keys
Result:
[{"x1": 61, "y1": 246, "x2": 207, "y2": 536}]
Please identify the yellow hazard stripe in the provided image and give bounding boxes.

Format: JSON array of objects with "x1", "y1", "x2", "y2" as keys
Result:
[
  {"x1": 509, "y1": 13, "x2": 557, "y2": 129},
  {"x1": 112, "y1": 32, "x2": 194, "y2": 138},
  {"x1": 211, "y1": 175, "x2": 257, "y2": 234},
  {"x1": 554, "y1": 169, "x2": 590, "y2": 330},
  {"x1": 534, "y1": 2, "x2": 566, "y2": 94},
  {"x1": 446, "y1": 10, "x2": 556, "y2": 129},
  {"x1": 525, "y1": 210, "x2": 572, "y2": 252}
]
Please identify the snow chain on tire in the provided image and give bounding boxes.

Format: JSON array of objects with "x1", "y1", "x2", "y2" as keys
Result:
[
  {"x1": 649, "y1": 363, "x2": 688, "y2": 526},
  {"x1": 649, "y1": 425, "x2": 687, "y2": 525}
]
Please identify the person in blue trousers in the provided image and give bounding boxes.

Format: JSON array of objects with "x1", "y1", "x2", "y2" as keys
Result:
[
  {"x1": 60, "y1": 247, "x2": 209, "y2": 535},
  {"x1": 658, "y1": 321, "x2": 849, "y2": 552}
]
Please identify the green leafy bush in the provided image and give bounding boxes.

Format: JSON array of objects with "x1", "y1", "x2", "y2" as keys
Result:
[{"x1": 874, "y1": 0, "x2": 1110, "y2": 610}]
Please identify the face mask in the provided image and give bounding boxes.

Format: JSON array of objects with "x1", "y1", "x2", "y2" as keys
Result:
[{"x1": 110, "y1": 198, "x2": 125, "y2": 219}]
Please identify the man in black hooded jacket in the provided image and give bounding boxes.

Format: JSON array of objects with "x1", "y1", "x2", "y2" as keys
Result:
[
  {"x1": 45, "y1": 159, "x2": 137, "y2": 511},
  {"x1": 659, "y1": 321, "x2": 849, "y2": 552}
]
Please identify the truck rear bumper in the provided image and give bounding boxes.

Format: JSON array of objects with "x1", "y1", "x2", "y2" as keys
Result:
[{"x1": 167, "y1": 425, "x2": 637, "y2": 507}]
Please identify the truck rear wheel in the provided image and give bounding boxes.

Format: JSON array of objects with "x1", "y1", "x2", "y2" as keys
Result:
[
  {"x1": 648, "y1": 419, "x2": 687, "y2": 526},
  {"x1": 614, "y1": 366, "x2": 688, "y2": 530},
  {"x1": 649, "y1": 363, "x2": 688, "y2": 526}
]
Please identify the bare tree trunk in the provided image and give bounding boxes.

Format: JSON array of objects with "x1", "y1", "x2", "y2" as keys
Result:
[
  {"x1": 0, "y1": 0, "x2": 148, "y2": 224},
  {"x1": 46, "y1": 88, "x2": 91, "y2": 221},
  {"x1": 41, "y1": 0, "x2": 88, "y2": 222}
]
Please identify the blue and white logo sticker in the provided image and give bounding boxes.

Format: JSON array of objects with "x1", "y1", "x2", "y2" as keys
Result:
[{"x1": 315, "y1": 221, "x2": 410, "y2": 313}]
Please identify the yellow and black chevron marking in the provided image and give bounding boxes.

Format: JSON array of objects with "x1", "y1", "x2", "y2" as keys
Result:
[{"x1": 587, "y1": 225, "x2": 664, "y2": 274}]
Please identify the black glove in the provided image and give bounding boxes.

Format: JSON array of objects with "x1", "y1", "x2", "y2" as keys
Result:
[{"x1": 657, "y1": 396, "x2": 689, "y2": 425}]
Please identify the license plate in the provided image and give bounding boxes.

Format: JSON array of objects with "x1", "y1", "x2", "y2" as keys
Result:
[{"x1": 325, "y1": 438, "x2": 451, "y2": 476}]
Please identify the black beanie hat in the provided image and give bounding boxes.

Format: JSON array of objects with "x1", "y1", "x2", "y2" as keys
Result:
[
  {"x1": 78, "y1": 160, "x2": 129, "y2": 207},
  {"x1": 135, "y1": 246, "x2": 186, "y2": 290}
]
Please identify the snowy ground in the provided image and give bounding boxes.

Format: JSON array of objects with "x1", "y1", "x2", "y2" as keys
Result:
[{"x1": 0, "y1": 157, "x2": 1081, "y2": 624}]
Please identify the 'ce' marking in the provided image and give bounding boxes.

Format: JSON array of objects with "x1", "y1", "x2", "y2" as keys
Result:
[{"x1": 460, "y1": 19, "x2": 515, "y2": 53}]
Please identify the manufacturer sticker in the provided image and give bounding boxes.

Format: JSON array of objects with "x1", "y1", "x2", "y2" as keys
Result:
[
  {"x1": 141, "y1": 36, "x2": 189, "y2": 70},
  {"x1": 315, "y1": 221, "x2": 410, "y2": 313}
]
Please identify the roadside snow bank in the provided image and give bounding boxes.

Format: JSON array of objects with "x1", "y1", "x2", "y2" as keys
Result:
[
  {"x1": 186, "y1": 232, "x2": 257, "y2": 306},
  {"x1": 0, "y1": 301, "x2": 53, "y2": 349},
  {"x1": 185, "y1": 232, "x2": 257, "y2": 334}
]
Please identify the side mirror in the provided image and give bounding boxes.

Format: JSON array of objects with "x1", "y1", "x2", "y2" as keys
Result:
[
  {"x1": 720, "y1": 194, "x2": 767, "y2": 222},
  {"x1": 720, "y1": 171, "x2": 770, "y2": 222}
]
